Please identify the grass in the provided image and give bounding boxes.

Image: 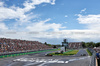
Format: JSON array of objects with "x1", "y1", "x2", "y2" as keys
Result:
[
  {"x1": 48, "y1": 50, "x2": 79, "y2": 56},
  {"x1": 86, "y1": 49, "x2": 92, "y2": 56},
  {"x1": 63, "y1": 50, "x2": 79, "y2": 55}
]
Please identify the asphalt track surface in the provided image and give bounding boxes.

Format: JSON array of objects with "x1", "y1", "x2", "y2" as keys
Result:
[{"x1": 0, "y1": 49, "x2": 91, "y2": 66}]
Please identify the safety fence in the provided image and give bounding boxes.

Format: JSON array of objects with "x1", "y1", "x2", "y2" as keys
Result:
[
  {"x1": 0, "y1": 49, "x2": 60, "y2": 58},
  {"x1": 88, "y1": 48, "x2": 96, "y2": 66}
]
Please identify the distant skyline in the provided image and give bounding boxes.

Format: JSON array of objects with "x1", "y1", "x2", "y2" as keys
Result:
[{"x1": 0, "y1": 0, "x2": 100, "y2": 44}]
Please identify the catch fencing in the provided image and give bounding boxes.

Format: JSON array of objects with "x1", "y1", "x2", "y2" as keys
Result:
[{"x1": 88, "y1": 48, "x2": 96, "y2": 66}]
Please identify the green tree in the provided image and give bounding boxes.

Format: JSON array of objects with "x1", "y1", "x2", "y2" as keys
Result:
[
  {"x1": 82, "y1": 42, "x2": 86, "y2": 48},
  {"x1": 95, "y1": 42, "x2": 100, "y2": 47},
  {"x1": 85, "y1": 42, "x2": 95, "y2": 48},
  {"x1": 53, "y1": 45, "x2": 57, "y2": 48},
  {"x1": 44, "y1": 42, "x2": 47, "y2": 45}
]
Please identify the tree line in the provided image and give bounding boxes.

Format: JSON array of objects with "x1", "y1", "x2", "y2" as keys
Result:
[
  {"x1": 44, "y1": 42, "x2": 100, "y2": 48},
  {"x1": 44, "y1": 42, "x2": 62, "y2": 48},
  {"x1": 82, "y1": 42, "x2": 100, "y2": 48}
]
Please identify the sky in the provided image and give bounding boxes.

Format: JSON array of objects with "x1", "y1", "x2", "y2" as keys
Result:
[{"x1": 0, "y1": 0, "x2": 100, "y2": 44}]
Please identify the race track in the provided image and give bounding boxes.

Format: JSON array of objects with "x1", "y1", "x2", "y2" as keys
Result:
[{"x1": 0, "y1": 49, "x2": 91, "y2": 66}]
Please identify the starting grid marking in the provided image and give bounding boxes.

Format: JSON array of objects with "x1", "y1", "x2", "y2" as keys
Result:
[
  {"x1": 69, "y1": 56, "x2": 90, "y2": 61},
  {"x1": 13, "y1": 56, "x2": 90, "y2": 64},
  {"x1": 13, "y1": 58, "x2": 68, "y2": 64}
]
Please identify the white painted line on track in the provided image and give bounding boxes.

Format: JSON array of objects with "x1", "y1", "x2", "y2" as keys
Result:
[
  {"x1": 69, "y1": 56, "x2": 89, "y2": 61},
  {"x1": 24, "y1": 62, "x2": 42, "y2": 66},
  {"x1": 38, "y1": 61, "x2": 69, "y2": 66}
]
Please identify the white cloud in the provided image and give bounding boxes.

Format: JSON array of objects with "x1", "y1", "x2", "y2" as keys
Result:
[
  {"x1": 65, "y1": 15, "x2": 68, "y2": 17},
  {"x1": 0, "y1": 0, "x2": 56, "y2": 31},
  {"x1": 26, "y1": 18, "x2": 66, "y2": 31},
  {"x1": 1, "y1": 30, "x2": 100, "y2": 43},
  {"x1": 0, "y1": 23, "x2": 8, "y2": 30},
  {"x1": 65, "y1": 14, "x2": 100, "y2": 42},
  {"x1": 0, "y1": 0, "x2": 56, "y2": 22},
  {"x1": 0, "y1": 0, "x2": 61, "y2": 41},
  {"x1": 77, "y1": 14, "x2": 100, "y2": 24},
  {"x1": 58, "y1": 30, "x2": 100, "y2": 42},
  {"x1": 0, "y1": 4, "x2": 30, "y2": 22},
  {"x1": 80, "y1": 8, "x2": 86, "y2": 13},
  {"x1": 23, "y1": 0, "x2": 55, "y2": 12},
  {"x1": 1, "y1": 0, "x2": 100, "y2": 43},
  {"x1": 77, "y1": 14, "x2": 100, "y2": 30},
  {"x1": 0, "y1": 2, "x2": 4, "y2": 7}
]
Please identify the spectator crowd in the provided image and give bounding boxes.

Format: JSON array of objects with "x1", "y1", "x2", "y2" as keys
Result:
[
  {"x1": 94, "y1": 47, "x2": 100, "y2": 65},
  {"x1": 68, "y1": 42, "x2": 83, "y2": 49},
  {"x1": 0, "y1": 38, "x2": 52, "y2": 53},
  {"x1": 94, "y1": 47, "x2": 100, "y2": 52}
]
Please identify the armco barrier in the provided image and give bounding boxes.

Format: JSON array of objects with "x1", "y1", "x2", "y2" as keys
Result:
[
  {"x1": 0, "y1": 49, "x2": 60, "y2": 58},
  {"x1": 88, "y1": 48, "x2": 96, "y2": 66}
]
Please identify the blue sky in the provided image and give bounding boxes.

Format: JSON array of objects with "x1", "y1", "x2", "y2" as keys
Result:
[{"x1": 1, "y1": 0, "x2": 100, "y2": 44}]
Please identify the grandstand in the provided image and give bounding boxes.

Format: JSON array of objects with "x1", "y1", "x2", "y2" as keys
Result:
[
  {"x1": 68, "y1": 42, "x2": 83, "y2": 49},
  {"x1": 93, "y1": 47, "x2": 100, "y2": 52},
  {"x1": 0, "y1": 38, "x2": 52, "y2": 53}
]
